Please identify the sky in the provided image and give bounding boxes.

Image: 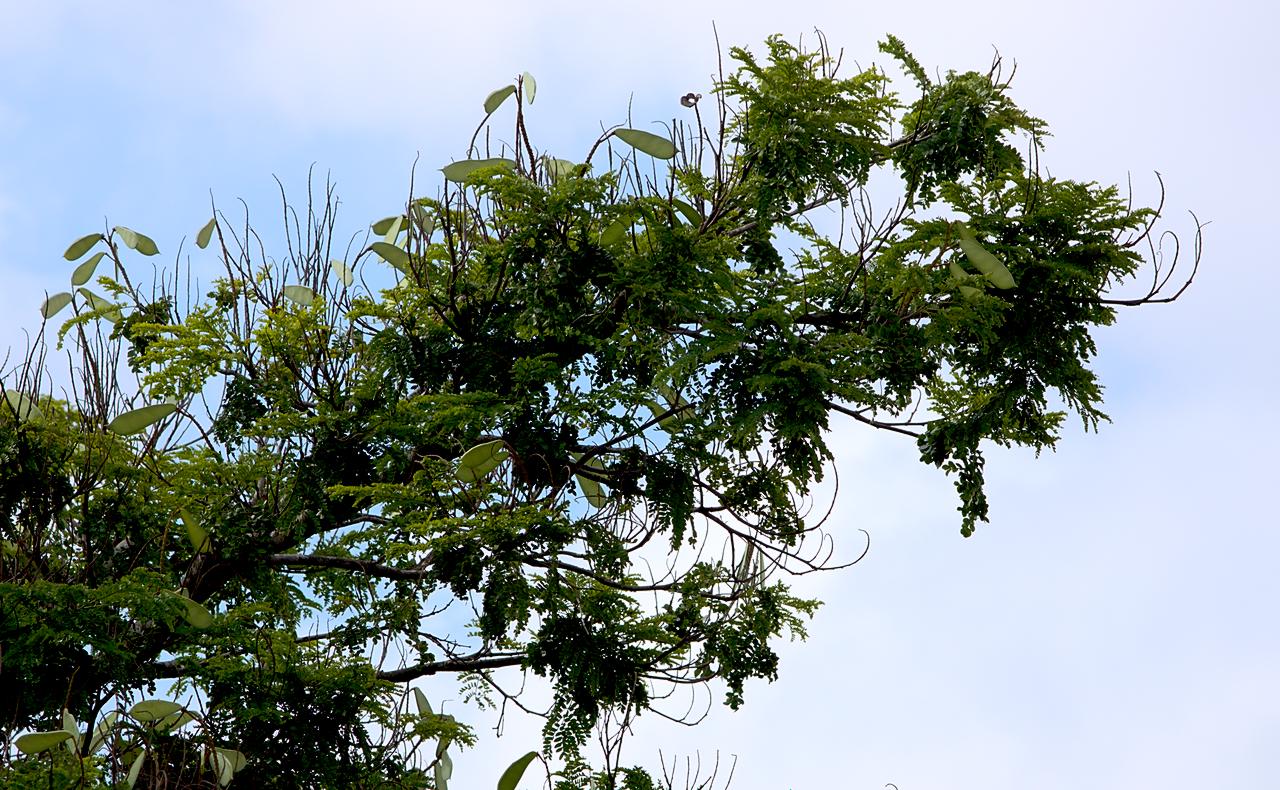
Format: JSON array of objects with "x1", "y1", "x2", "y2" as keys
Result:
[{"x1": 2, "y1": 1, "x2": 1277, "y2": 788}]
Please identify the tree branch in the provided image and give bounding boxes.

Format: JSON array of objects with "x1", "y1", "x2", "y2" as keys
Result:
[
  {"x1": 726, "y1": 128, "x2": 931, "y2": 237},
  {"x1": 267, "y1": 552, "x2": 433, "y2": 581},
  {"x1": 377, "y1": 652, "x2": 525, "y2": 682},
  {"x1": 827, "y1": 399, "x2": 923, "y2": 438}
]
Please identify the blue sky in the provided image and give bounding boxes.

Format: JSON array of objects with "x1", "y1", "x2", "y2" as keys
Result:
[{"x1": 2, "y1": 1, "x2": 1277, "y2": 788}]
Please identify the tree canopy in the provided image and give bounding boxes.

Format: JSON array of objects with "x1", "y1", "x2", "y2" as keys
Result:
[{"x1": 0, "y1": 33, "x2": 1196, "y2": 790}]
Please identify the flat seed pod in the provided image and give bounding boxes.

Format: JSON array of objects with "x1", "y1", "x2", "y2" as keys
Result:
[
  {"x1": 369, "y1": 242, "x2": 410, "y2": 272},
  {"x1": 955, "y1": 222, "x2": 1016, "y2": 289},
  {"x1": 41, "y1": 291, "x2": 73, "y2": 319},
  {"x1": 113, "y1": 226, "x2": 160, "y2": 256},
  {"x1": 441, "y1": 157, "x2": 516, "y2": 183},
  {"x1": 130, "y1": 700, "x2": 183, "y2": 722},
  {"x1": 574, "y1": 454, "x2": 608, "y2": 508},
  {"x1": 183, "y1": 511, "x2": 210, "y2": 554},
  {"x1": 108, "y1": 403, "x2": 177, "y2": 435},
  {"x1": 414, "y1": 688, "x2": 433, "y2": 716},
  {"x1": 672, "y1": 198, "x2": 701, "y2": 226},
  {"x1": 282, "y1": 285, "x2": 316, "y2": 307},
  {"x1": 329, "y1": 259, "x2": 353, "y2": 286},
  {"x1": 15, "y1": 730, "x2": 74, "y2": 755},
  {"x1": 483, "y1": 84, "x2": 516, "y2": 114},
  {"x1": 126, "y1": 752, "x2": 145, "y2": 788},
  {"x1": 457, "y1": 440, "x2": 509, "y2": 483},
  {"x1": 4, "y1": 391, "x2": 45, "y2": 424},
  {"x1": 64, "y1": 233, "x2": 104, "y2": 261},
  {"x1": 72, "y1": 251, "x2": 107, "y2": 286},
  {"x1": 498, "y1": 752, "x2": 540, "y2": 790},
  {"x1": 77, "y1": 288, "x2": 122, "y2": 322},
  {"x1": 196, "y1": 217, "x2": 217, "y2": 249},
  {"x1": 371, "y1": 216, "x2": 401, "y2": 235},
  {"x1": 613, "y1": 127, "x2": 677, "y2": 159}
]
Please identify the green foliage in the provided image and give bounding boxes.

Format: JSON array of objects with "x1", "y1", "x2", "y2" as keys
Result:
[
  {"x1": 0, "y1": 33, "x2": 1193, "y2": 790},
  {"x1": 2, "y1": 748, "x2": 108, "y2": 790}
]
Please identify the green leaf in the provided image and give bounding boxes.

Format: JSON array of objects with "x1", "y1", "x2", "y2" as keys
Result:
[
  {"x1": 369, "y1": 242, "x2": 410, "y2": 273},
  {"x1": 16, "y1": 730, "x2": 74, "y2": 755},
  {"x1": 130, "y1": 700, "x2": 183, "y2": 722},
  {"x1": 4, "y1": 391, "x2": 45, "y2": 424},
  {"x1": 484, "y1": 84, "x2": 516, "y2": 114},
  {"x1": 64, "y1": 233, "x2": 104, "y2": 261},
  {"x1": 113, "y1": 226, "x2": 160, "y2": 256},
  {"x1": 282, "y1": 284, "x2": 315, "y2": 307},
  {"x1": 126, "y1": 751, "x2": 145, "y2": 789},
  {"x1": 330, "y1": 259, "x2": 354, "y2": 287},
  {"x1": 371, "y1": 216, "x2": 401, "y2": 235},
  {"x1": 457, "y1": 440, "x2": 509, "y2": 483},
  {"x1": 182, "y1": 510, "x2": 210, "y2": 553},
  {"x1": 497, "y1": 751, "x2": 540, "y2": 790},
  {"x1": 441, "y1": 158, "x2": 517, "y2": 183},
  {"x1": 954, "y1": 222, "x2": 1015, "y2": 289},
  {"x1": 40, "y1": 291, "x2": 74, "y2": 319},
  {"x1": 77, "y1": 288, "x2": 122, "y2": 322},
  {"x1": 613, "y1": 128, "x2": 677, "y2": 159},
  {"x1": 522, "y1": 72, "x2": 537, "y2": 104},
  {"x1": 196, "y1": 217, "x2": 217, "y2": 249},
  {"x1": 108, "y1": 402, "x2": 177, "y2": 435},
  {"x1": 413, "y1": 688, "x2": 433, "y2": 716},
  {"x1": 61, "y1": 711, "x2": 78, "y2": 746},
  {"x1": 71, "y1": 251, "x2": 107, "y2": 286}
]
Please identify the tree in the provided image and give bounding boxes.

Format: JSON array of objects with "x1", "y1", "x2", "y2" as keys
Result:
[{"x1": 0, "y1": 33, "x2": 1196, "y2": 789}]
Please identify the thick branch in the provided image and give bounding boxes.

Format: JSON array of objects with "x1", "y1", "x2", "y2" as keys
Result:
[
  {"x1": 267, "y1": 552, "x2": 433, "y2": 581},
  {"x1": 377, "y1": 653, "x2": 524, "y2": 682},
  {"x1": 147, "y1": 651, "x2": 526, "y2": 683}
]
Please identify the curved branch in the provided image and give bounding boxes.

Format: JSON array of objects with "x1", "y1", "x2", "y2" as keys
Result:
[
  {"x1": 522, "y1": 557, "x2": 736, "y2": 601},
  {"x1": 1096, "y1": 209, "x2": 1203, "y2": 307},
  {"x1": 826, "y1": 399, "x2": 921, "y2": 437}
]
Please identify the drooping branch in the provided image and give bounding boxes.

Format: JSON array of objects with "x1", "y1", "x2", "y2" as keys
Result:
[{"x1": 1096, "y1": 206, "x2": 1203, "y2": 307}]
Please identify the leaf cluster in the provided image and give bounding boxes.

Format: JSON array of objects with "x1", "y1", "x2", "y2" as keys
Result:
[{"x1": 0, "y1": 32, "x2": 1194, "y2": 789}]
